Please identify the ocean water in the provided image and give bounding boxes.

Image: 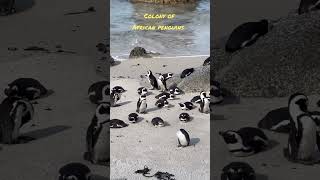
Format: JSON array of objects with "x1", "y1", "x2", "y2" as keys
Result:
[{"x1": 110, "y1": 0, "x2": 210, "y2": 59}]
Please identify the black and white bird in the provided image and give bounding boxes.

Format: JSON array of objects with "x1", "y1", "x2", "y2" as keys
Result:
[
  {"x1": 110, "y1": 119, "x2": 128, "y2": 128},
  {"x1": 155, "y1": 98, "x2": 169, "y2": 108},
  {"x1": 84, "y1": 103, "x2": 109, "y2": 165},
  {"x1": 0, "y1": 97, "x2": 35, "y2": 144},
  {"x1": 179, "y1": 113, "x2": 191, "y2": 123},
  {"x1": 199, "y1": 91, "x2": 210, "y2": 113},
  {"x1": 128, "y1": 113, "x2": 139, "y2": 123},
  {"x1": 284, "y1": 93, "x2": 320, "y2": 165},
  {"x1": 169, "y1": 87, "x2": 182, "y2": 95},
  {"x1": 137, "y1": 87, "x2": 148, "y2": 96},
  {"x1": 157, "y1": 74, "x2": 168, "y2": 92},
  {"x1": 219, "y1": 127, "x2": 269, "y2": 157},
  {"x1": 5, "y1": 78, "x2": 49, "y2": 100},
  {"x1": 221, "y1": 162, "x2": 256, "y2": 180},
  {"x1": 110, "y1": 86, "x2": 126, "y2": 107},
  {"x1": 176, "y1": 129, "x2": 190, "y2": 147},
  {"x1": 151, "y1": 117, "x2": 165, "y2": 127},
  {"x1": 162, "y1": 73, "x2": 173, "y2": 80},
  {"x1": 88, "y1": 81, "x2": 110, "y2": 104},
  {"x1": 58, "y1": 163, "x2": 92, "y2": 180},
  {"x1": 155, "y1": 92, "x2": 174, "y2": 100},
  {"x1": 179, "y1": 102, "x2": 194, "y2": 110},
  {"x1": 136, "y1": 95, "x2": 147, "y2": 114},
  {"x1": 180, "y1": 68, "x2": 194, "y2": 78},
  {"x1": 146, "y1": 70, "x2": 159, "y2": 90}
]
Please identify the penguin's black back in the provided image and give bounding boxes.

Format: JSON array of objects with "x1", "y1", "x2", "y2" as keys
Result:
[{"x1": 237, "y1": 127, "x2": 268, "y2": 150}]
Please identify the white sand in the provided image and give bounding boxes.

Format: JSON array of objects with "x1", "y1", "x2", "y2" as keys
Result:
[
  {"x1": 110, "y1": 58, "x2": 210, "y2": 179},
  {"x1": 213, "y1": 95, "x2": 320, "y2": 180}
]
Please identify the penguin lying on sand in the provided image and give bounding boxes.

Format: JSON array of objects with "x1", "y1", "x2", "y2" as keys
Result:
[
  {"x1": 221, "y1": 162, "x2": 256, "y2": 180},
  {"x1": 219, "y1": 127, "x2": 269, "y2": 157},
  {"x1": 5, "y1": 78, "x2": 50, "y2": 100},
  {"x1": 59, "y1": 163, "x2": 92, "y2": 180},
  {"x1": 110, "y1": 119, "x2": 128, "y2": 128},
  {"x1": 0, "y1": 0, "x2": 16, "y2": 16},
  {"x1": 180, "y1": 68, "x2": 194, "y2": 78}
]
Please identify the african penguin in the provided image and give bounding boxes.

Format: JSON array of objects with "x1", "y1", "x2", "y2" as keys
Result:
[
  {"x1": 136, "y1": 95, "x2": 147, "y2": 114},
  {"x1": 191, "y1": 95, "x2": 202, "y2": 104},
  {"x1": 176, "y1": 129, "x2": 190, "y2": 147},
  {"x1": 225, "y1": 19, "x2": 269, "y2": 53},
  {"x1": 179, "y1": 113, "x2": 190, "y2": 123},
  {"x1": 284, "y1": 93, "x2": 319, "y2": 164},
  {"x1": 128, "y1": 113, "x2": 139, "y2": 123},
  {"x1": 151, "y1": 117, "x2": 165, "y2": 127},
  {"x1": 157, "y1": 74, "x2": 168, "y2": 92},
  {"x1": 0, "y1": 0, "x2": 15, "y2": 16},
  {"x1": 0, "y1": 97, "x2": 35, "y2": 144},
  {"x1": 155, "y1": 92, "x2": 174, "y2": 100},
  {"x1": 169, "y1": 87, "x2": 182, "y2": 95},
  {"x1": 137, "y1": 87, "x2": 148, "y2": 96},
  {"x1": 219, "y1": 127, "x2": 269, "y2": 157},
  {"x1": 110, "y1": 86, "x2": 126, "y2": 107},
  {"x1": 258, "y1": 107, "x2": 291, "y2": 133},
  {"x1": 59, "y1": 163, "x2": 91, "y2": 180},
  {"x1": 180, "y1": 68, "x2": 194, "y2": 78},
  {"x1": 221, "y1": 162, "x2": 256, "y2": 180},
  {"x1": 162, "y1": 73, "x2": 173, "y2": 80},
  {"x1": 179, "y1": 102, "x2": 194, "y2": 110},
  {"x1": 146, "y1": 70, "x2": 159, "y2": 90},
  {"x1": 298, "y1": 0, "x2": 320, "y2": 14},
  {"x1": 5, "y1": 78, "x2": 49, "y2": 100},
  {"x1": 88, "y1": 81, "x2": 110, "y2": 104},
  {"x1": 155, "y1": 98, "x2": 169, "y2": 108},
  {"x1": 199, "y1": 91, "x2": 210, "y2": 114},
  {"x1": 110, "y1": 119, "x2": 128, "y2": 128},
  {"x1": 84, "y1": 103, "x2": 110, "y2": 165}
]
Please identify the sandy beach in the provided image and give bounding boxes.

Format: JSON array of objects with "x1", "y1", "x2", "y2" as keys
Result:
[
  {"x1": 110, "y1": 57, "x2": 210, "y2": 179},
  {"x1": 0, "y1": 0, "x2": 108, "y2": 179}
]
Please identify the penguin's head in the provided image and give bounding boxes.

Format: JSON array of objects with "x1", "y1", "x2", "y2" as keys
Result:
[
  {"x1": 200, "y1": 91, "x2": 207, "y2": 99},
  {"x1": 174, "y1": 88, "x2": 181, "y2": 95},
  {"x1": 4, "y1": 85, "x2": 18, "y2": 97},
  {"x1": 163, "y1": 99, "x2": 169, "y2": 107},
  {"x1": 95, "y1": 102, "x2": 110, "y2": 123},
  {"x1": 147, "y1": 70, "x2": 152, "y2": 76},
  {"x1": 141, "y1": 87, "x2": 148, "y2": 95},
  {"x1": 221, "y1": 162, "x2": 255, "y2": 180},
  {"x1": 158, "y1": 75, "x2": 165, "y2": 81},
  {"x1": 179, "y1": 113, "x2": 190, "y2": 122},
  {"x1": 219, "y1": 130, "x2": 241, "y2": 144},
  {"x1": 179, "y1": 103, "x2": 186, "y2": 109},
  {"x1": 112, "y1": 86, "x2": 126, "y2": 93},
  {"x1": 58, "y1": 163, "x2": 91, "y2": 180},
  {"x1": 155, "y1": 100, "x2": 164, "y2": 108},
  {"x1": 289, "y1": 93, "x2": 308, "y2": 113},
  {"x1": 166, "y1": 73, "x2": 173, "y2": 79}
]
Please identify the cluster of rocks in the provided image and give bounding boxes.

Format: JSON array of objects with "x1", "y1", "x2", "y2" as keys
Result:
[{"x1": 213, "y1": 11, "x2": 320, "y2": 97}]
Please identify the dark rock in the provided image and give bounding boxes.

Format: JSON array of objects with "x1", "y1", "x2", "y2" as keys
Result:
[
  {"x1": 213, "y1": 11, "x2": 320, "y2": 97},
  {"x1": 129, "y1": 47, "x2": 151, "y2": 59}
]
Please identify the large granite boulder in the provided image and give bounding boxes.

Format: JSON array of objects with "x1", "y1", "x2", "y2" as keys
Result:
[{"x1": 213, "y1": 11, "x2": 320, "y2": 97}]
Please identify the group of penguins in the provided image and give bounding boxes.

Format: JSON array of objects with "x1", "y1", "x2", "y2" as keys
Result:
[
  {"x1": 108, "y1": 69, "x2": 212, "y2": 149},
  {"x1": 223, "y1": 0, "x2": 320, "y2": 54},
  {"x1": 217, "y1": 92, "x2": 320, "y2": 180}
]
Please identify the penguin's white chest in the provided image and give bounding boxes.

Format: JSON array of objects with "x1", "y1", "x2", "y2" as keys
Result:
[
  {"x1": 298, "y1": 118, "x2": 317, "y2": 160},
  {"x1": 202, "y1": 99, "x2": 210, "y2": 113},
  {"x1": 176, "y1": 131, "x2": 188, "y2": 146},
  {"x1": 139, "y1": 100, "x2": 147, "y2": 112}
]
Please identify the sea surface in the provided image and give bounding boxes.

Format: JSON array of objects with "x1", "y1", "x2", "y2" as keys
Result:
[{"x1": 110, "y1": 0, "x2": 210, "y2": 60}]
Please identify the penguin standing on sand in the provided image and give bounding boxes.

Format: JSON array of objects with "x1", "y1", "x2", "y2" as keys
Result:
[
  {"x1": 219, "y1": 127, "x2": 269, "y2": 157},
  {"x1": 284, "y1": 93, "x2": 319, "y2": 164},
  {"x1": 110, "y1": 86, "x2": 126, "y2": 107},
  {"x1": 59, "y1": 163, "x2": 92, "y2": 180},
  {"x1": 225, "y1": 19, "x2": 270, "y2": 53},
  {"x1": 298, "y1": 0, "x2": 320, "y2": 14},
  {"x1": 199, "y1": 91, "x2": 210, "y2": 114},
  {"x1": 0, "y1": 97, "x2": 35, "y2": 144},
  {"x1": 146, "y1": 70, "x2": 159, "y2": 90},
  {"x1": 88, "y1": 81, "x2": 110, "y2": 104},
  {"x1": 157, "y1": 74, "x2": 168, "y2": 92},
  {"x1": 176, "y1": 129, "x2": 190, "y2": 147},
  {"x1": 84, "y1": 103, "x2": 110, "y2": 165},
  {"x1": 136, "y1": 95, "x2": 147, "y2": 114},
  {"x1": 151, "y1": 117, "x2": 165, "y2": 127},
  {"x1": 5, "y1": 78, "x2": 49, "y2": 100}
]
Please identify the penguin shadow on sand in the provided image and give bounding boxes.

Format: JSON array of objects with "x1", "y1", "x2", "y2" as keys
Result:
[
  {"x1": 19, "y1": 125, "x2": 71, "y2": 143},
  {"x1": 146, "y1": 107, "x2": 161, "y2": 113},
  {"x1": 113, "y1": 101, "x2": 132, "y2": 107},
  {"x1": 190, "y1": 138, "x2": 200, "y2": 146}
]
